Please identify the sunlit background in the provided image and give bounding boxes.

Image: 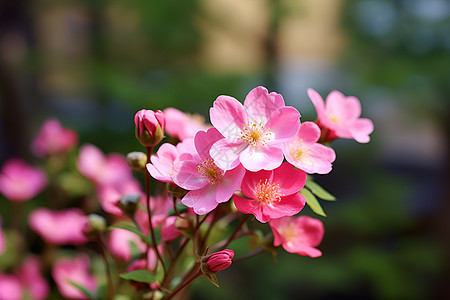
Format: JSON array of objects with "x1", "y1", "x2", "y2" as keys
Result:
[{"x1": 0, "y1": 0, "x2": 449, "y2": 299}]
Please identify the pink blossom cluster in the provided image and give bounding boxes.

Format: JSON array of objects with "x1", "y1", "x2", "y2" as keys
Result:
[{"x1": 0, "y1": 86, "x2": 373, "y2": 299}]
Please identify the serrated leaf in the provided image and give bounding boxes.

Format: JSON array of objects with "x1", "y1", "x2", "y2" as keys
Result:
[
  {"x1": 301, "y1": 189, "x2": 327, "y2": 217},
  {"x1": 69, "y1": 281, "x2": 95, "y2": 299},
  {"x1": 109, "y1": 224, "x2": 151, "y2": 244},
  {"x1": 120, "y1": 270, "x2": 158, "y2": 283},
  {"x1": 305, "y1": 180, "x2": 336, "y2": 201}
]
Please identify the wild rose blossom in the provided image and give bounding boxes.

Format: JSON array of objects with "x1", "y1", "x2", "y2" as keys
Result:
[
  {"x1": 0, "y1": 274, "x2": 22, "y2": 300},
  {"x1": 173, "y1": 128, "x2": 245, "y2": 215},
  {"x1": 29, "y1": 208, "x2": 88, "y2": 245},
  {"x1": 233, "y1": 162, "x2": 307, "y2": 223},
  {"x1": 307, "y1": 88, "x2": 374, "y2": 143},
  {"x1": 282, "y1": 122, "x2": 336, "y2": 174},
  {"x1": 108, "y1": 228, "x2": 147, "y2": 261},
  {"x1": 164, "y1": 107, "x2": 211, "y2": 141},
  {"x1": 77, "y1": 144, "x2": 133, "y2": 186},
  {"x1": 209, "y1": 86, "x2": 301, "y2": 171},
  {"x1": 52, "y1": 254, "x2": 97, "y2": 299},
  {"x1": 16, "y1": 256, "x2": 50, "y2": 300},
  {"x1": 0, "y1": 159, "x2": 47, "y2": 202},
  {"x1": 146, "y1": 138, "x2": 195, "y2": 183},
  {"x1": 270, "y1": 215, "x2": 324, "y2": 258},
  {"x1": 31, "y1": 118, "x2": 78, "y2": 157},
  {"x1": 135, "y1": 109, "x2": 165, "y2": 147}
]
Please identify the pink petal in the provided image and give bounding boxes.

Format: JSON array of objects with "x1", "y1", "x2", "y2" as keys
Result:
[
  {"x1": 243, "y1": 86, "x2": 285, "y2": 123},
  {"x1": 273, "y1": 163, "x2": 306, "y2": 195},
  {"x1": 296, "y1": 122, "x2": 321, "y2": 145},
  {"x1": 181, "y1": 185, "x2": 219, "y2": 215},
  {"x1": 210, "y1": 95, "x2": 247, "y2": 141},
  {"x1": 239, "y1": 145, "x2": 283, "y2": 172},
  {"x1": 294, "y1": 216, "x2": 325, "y2": 247},
  {"x1": 265, "y1": 106, "x2": 301, "y2": 143},
  {"x1": 307, "y1": 88, "x2": 326, "y2": 120},
  {"x1": 284, "y1": 243, "x2": 322, "y2": 258},
  {"x1": 215, "y1": 164, "x2": 245, "y2": 203},
  {"x1": 194, "y1": 128, "x2": 224, "y2": 161},
  {"x1": 173, "y1": 160, "x2": 208, "y2": 190},
  {"x1": 326, "y1": 91, "x2": 361, "y2": 121},
  {"x1": 240, "y1": 169, "x2": 273, "y2": 199},
  {"x1": 261, "y1": 193, "x2": 305, "y2": 221},
  {"x1": 233, "y1": 195, "x2": 265, "y2": 221},
  {"x1": 349, "y1": 118, "x2": 374, "y2": 143},
  {"x1": 209, "y1": 138, "x2": 245, "y2": 171}
]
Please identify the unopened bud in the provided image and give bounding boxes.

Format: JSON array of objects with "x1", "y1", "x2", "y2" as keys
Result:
[
  {"x1": 127, "y1": 151, "x2": 147, "y2": 171},
  {"x1": 134, "y1": 109, "x2": 165, "y2": 147},
  {"x1": 83, "y1": 214, "x2": 106, "y2": 239},
  {"x1": 203, "y1": 249, "x2": 234, "y2": 273},
  {"x1": 117, "y1": 194, "x2": 140, "y2": 219}
]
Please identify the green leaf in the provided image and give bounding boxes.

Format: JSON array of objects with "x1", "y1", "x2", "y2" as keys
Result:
[
  {"x1": 120, "y1": 270, "x2": 158, "y2": 283},
  {"x1": 168, "y1": 202, "x2": 188, "y2": 216},
  {"x1": 109, "y1": 224, "x2": 151, "y2": 244},
  {"x1": 69, "y1": 281, "x2": 95, "y2": 299},
  {"x1": 305, "y1": 180, "x2": 336, "y2": 201},
  {"x1": 301, "y1": 189, "x2": 326, "y2": 217}
]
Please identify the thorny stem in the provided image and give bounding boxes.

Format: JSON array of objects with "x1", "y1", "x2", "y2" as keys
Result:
[{"x1": 145, "y1": 146, "x2": 166, "y2": 273}]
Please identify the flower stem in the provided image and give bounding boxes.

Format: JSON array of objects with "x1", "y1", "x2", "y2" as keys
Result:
[
  {"x1": 234, "y1": 247, "x2": 266, "y2": 263},
  {"x1": 145, "y1": 146, "x2": 166, "y2": 274},
  {"x1": 166, "y1": 269, "x2": 201, "y2": 300}
]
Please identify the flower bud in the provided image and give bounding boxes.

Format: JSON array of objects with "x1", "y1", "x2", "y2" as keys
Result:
[
  {"x1": 134, "y1": 109, "x2": 165, "y2": 147},
  {"x1": 83, "y1": 214, "x2": 106, "y2": 240},
  {"x1": 117, "y1": 193, "x2": 140, "y2": 219},
  {"x1": 127, "y1": 151, "x2": 147, "y2": 171},
  {"x1": 203, "y1": 249, "x2": 234, "y2": 273}
]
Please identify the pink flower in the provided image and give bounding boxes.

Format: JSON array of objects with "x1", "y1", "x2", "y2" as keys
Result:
[
  {"x1": 16, "y1": 256, "x2": 49, "y2": 300},
  {"x1": 146, "y1": 138, "x2": 195, "y2": 183},
  {"x1": 52, "y1": 254, "x2": 97, "y2": 299},
  {"x1": 97, "y1": 179, "x2": 143, "y2": 216},
  {"x1": 160, "y1": 216, "x2": 182, "y2": 242},
  {"x1": 209, "y1": 86, "x2": 301, "y2": 171},
  {"x1": 307, "y1": 88, "x2": 374, "y2": 143},
  {"x1": 31, "y1": 118, "x2": 78, "y2": 157},
  {"x1": 0, "y1": 274, "x2": 22, "y2": 300},
  {"x1": 29, "y1": 208, "x2": 88, "y2": 245},
  {"x1": 173, "y1": 128, "x2": 245, "y2": 215},
  {"x1": 108, "y1": 228, "x2": 147, "y2": 261},
  {"x1": 164, "y1": 107, "x2": 211, "y2": 141},
  {"x1": 204, "y1": 249, "x2": 234, "y2": 272},
  {"x1": 0, "y1": 159, "x2": 47, "y2": 201},
  {"x1": 135, "y1": 194, "x2": 173, "y2": 236},
  {"x1": 270, "y1": 215, "x2": 324, "y2": 258},
  {"x1": 77, "y1": 144, "x2": 133, "y2": 186},
  {"x1": 135, "y1": 109, "x2": 165, "y2": 147},
  {"x1": 233, "y1": 162, "x2": 306, "y2": 223},
  {"x1": 282, "y1": 122, "x2": 336, "y2": 174}
]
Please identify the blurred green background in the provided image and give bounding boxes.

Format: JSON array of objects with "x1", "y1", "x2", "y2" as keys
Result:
[{"x1": 0, "y1": 0, "x2": 448, "y2": 299}]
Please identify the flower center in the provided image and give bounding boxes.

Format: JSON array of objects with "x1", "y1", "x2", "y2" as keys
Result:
[
  {"x1": 288, "y1": 140, "x2": 313, "y2": 165},
  {"x1": 197, "y1": 159, "x2": 224, "y2": 184},
  {"x1": 240, "y1": 121, "x2": 273, "y2": 147},
  {"x1": 254, "y1": 179, "x2": 283, "y2": 205}
]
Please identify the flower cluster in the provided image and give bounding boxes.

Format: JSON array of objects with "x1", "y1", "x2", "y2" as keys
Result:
[{"x1": 0, "y1": 86, "x2": 373, "y2": 299}]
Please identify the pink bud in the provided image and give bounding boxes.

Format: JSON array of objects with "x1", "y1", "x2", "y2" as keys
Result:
[
  {"x1": 205, "y1": 249, "x2": 234, "y2": 273},
  {"x1": 134, "y1": 109, "x2": 165, "y2": 147}
]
